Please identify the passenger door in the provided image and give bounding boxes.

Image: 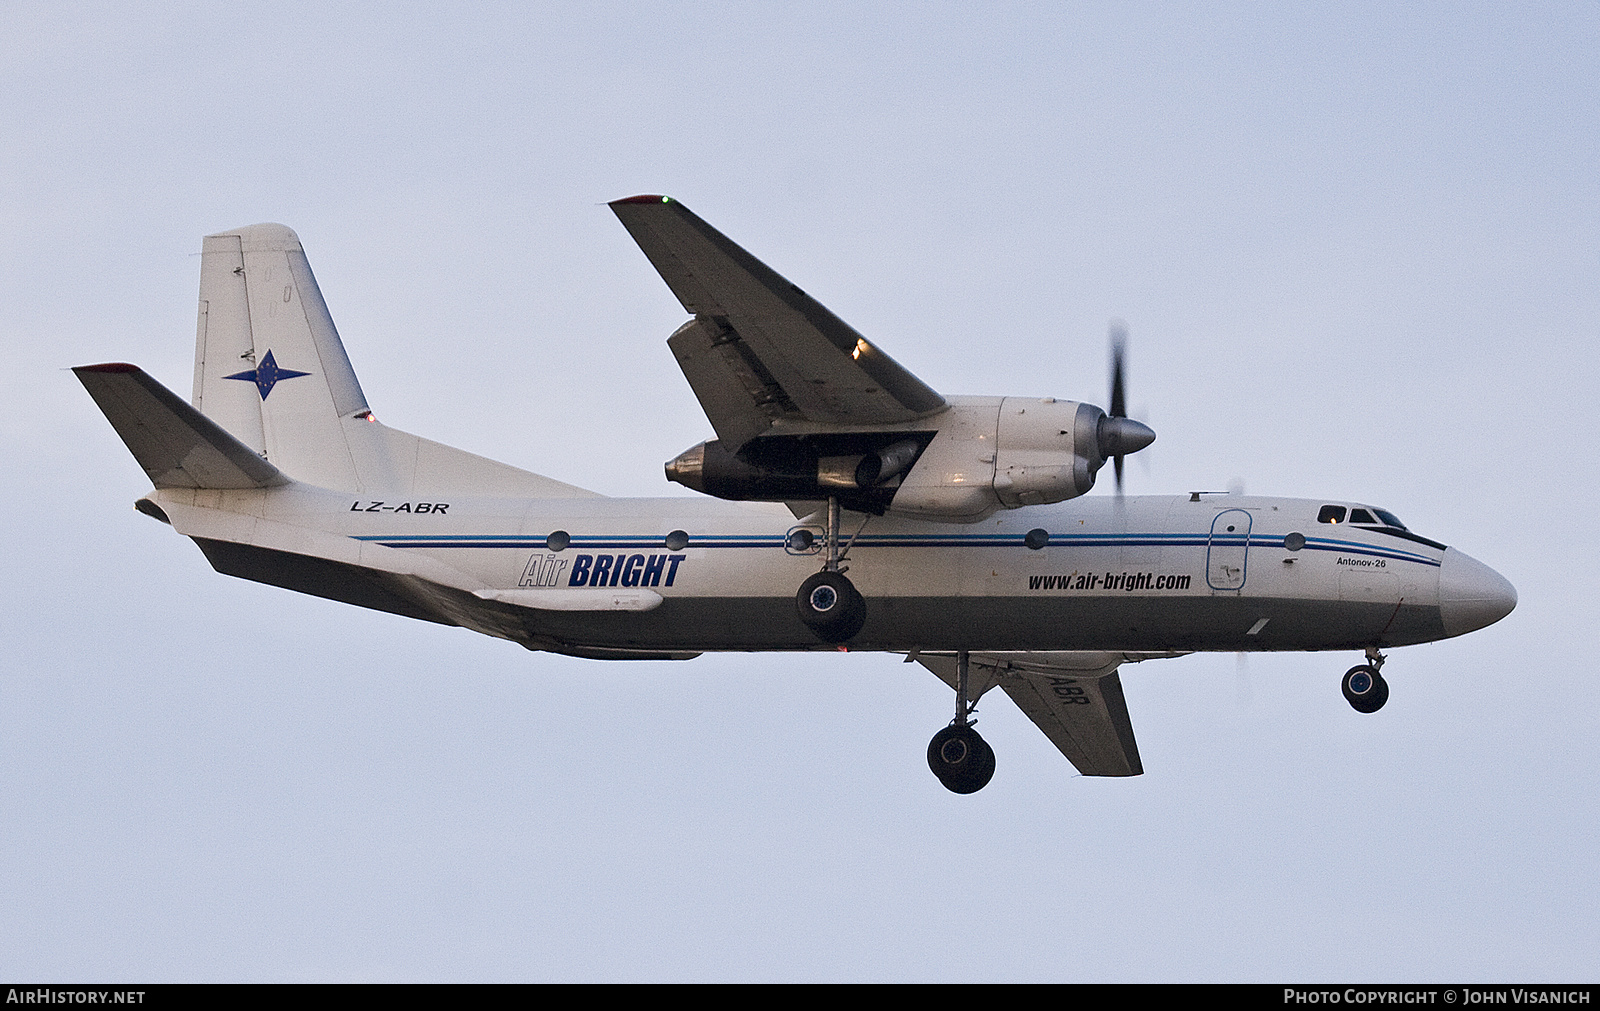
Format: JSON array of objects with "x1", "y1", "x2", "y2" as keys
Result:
[{"x1": 1207, "y1": 509, "x2": 1252, "y2": 590}]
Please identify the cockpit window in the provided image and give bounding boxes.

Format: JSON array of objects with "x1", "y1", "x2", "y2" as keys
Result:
[
  {"x1": 1349, "y1": 508, "x2": 1377, "y2": 525},
  {"x1": 1317, "y1": 505, "x2": 1347, "y2": 524},
  {"x1": 1373, "y1": 509, "x2": 1407, "y2": 529}
]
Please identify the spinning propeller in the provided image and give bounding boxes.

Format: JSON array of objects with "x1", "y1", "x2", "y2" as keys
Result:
[{"x1": 1097, "y1": 320, "x2": 1155, "y2": 493}]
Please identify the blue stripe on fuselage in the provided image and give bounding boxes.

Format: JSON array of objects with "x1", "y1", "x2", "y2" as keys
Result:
[{"x1": 350, "y1": 530, "x2": 1440, "y2": 566}]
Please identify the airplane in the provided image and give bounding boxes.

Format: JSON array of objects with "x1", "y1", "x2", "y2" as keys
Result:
[{"x1": 75, "y1": 196, "x2": 1517, "y2": 794}]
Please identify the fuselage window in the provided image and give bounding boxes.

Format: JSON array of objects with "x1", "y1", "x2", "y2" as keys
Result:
[
  {"x1": 1317, "y1": 505, "x2": 1347, "y2": 524},
  {"x1": 1349, "y1": 508, "x2": 1377, "y2": 525}
]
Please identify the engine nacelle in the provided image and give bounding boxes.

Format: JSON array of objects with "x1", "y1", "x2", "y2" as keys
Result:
[
  {"x1": 890, "y1": 397, "x2": 1102, "y2": 519},
  {"x1": 664, "y1": 432, "x2": 937, "y2": 514},
  {"x1": 991, "y1": 397, "x2": 1102, "y2": 507},
  {"x1": 663, "y1": 396, "x2": 1152, "y2": 522}
]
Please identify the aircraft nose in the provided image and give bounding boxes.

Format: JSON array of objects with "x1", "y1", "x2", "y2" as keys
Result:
[{"x1": 1438, "y1": 547, "x2": 1517, "y2": 637}]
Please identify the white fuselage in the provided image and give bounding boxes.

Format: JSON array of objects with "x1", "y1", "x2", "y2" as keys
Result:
[{"x1": 148, "y1": 482, "x2": 1511, "y2": 657}]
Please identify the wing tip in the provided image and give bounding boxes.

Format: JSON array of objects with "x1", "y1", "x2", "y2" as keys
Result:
[{"x1": 609, "y1": 194, "x2": 675, "y2": 206}]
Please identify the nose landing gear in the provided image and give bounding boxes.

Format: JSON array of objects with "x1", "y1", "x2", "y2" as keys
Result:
[
  {"x1": 1342, "y1": 648, "x2": 1390, "y2": 713},
  {"x1": 927, "y1": 650, "x2": 996, "y2": 794},
  {"x1": 794, "y1": 497, "x2": 866, "y2": 643}
]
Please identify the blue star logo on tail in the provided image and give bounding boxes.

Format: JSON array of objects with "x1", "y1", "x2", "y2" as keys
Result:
[{"x1": 224, "y1": 349, "x2": 311, "y2": 400}]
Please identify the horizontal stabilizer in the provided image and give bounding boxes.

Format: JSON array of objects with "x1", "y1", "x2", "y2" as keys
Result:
[{"x1": 75, "y1": 364, "x2": 287, "y2": 489}]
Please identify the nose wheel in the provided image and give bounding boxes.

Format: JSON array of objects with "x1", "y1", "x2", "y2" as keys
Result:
[
  {"x1": 1342, "y1": 649, "x2": 1390, "y2": 713},
  {"x1": 795, "y1": 496, "x2": 866, "y2": 642}
]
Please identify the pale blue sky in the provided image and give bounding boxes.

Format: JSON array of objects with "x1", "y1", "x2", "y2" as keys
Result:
[{"x1": 3, "y1": 2, "x2": 1596, "y2": 980}]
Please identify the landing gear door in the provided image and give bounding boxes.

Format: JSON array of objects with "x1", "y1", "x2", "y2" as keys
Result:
[{"x1": 1207, "y1": 509, "x2": 1251, "y2": 590}]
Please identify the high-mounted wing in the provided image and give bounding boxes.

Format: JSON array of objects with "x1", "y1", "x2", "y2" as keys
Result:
[
  {"x1": 609, "y1": 196, "x2": 946, "y2": 448},
  {"x1": 915, "y1": 651, "x2": 1185, "y2": 777}
]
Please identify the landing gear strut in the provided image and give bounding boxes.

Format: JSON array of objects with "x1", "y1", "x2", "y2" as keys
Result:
[
  {"x1": 795, "y1": 497, "x2": 866, "y2": 642},
  {"x1": 927, "y1": 650, "x2": 996, "y2": 794},
  {"x1": 1342, "y1": 647, "x2": 1390, "y2": 713}
]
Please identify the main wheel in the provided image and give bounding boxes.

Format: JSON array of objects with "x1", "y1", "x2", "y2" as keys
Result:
[
  {"x1": 1342, "y1": 665, "x2": 1389, "y2": 713},
  {"x1": 795, "y1": 570, "x2": 866, "y2": 643},
  {"x1": 927, "y1": 724, "x2": 997, "y2": 794}
]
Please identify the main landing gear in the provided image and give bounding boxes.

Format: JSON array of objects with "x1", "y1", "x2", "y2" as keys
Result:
[
  {"x1": 795, "y1": 497, "x2": 866, "y2": 643},
  {"x1": 1342, "y1": 647, "x2": 1390, "y2": 713},
  {"x1": 927, "y1": 650, "x2": 996, "y2": 794}
]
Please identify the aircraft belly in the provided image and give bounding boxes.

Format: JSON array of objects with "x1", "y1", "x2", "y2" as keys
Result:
[{"x1": 514, "y1": 592, "x2": 1447, "y2": 653}]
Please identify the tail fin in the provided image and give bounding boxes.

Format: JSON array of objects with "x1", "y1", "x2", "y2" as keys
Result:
[
  {"x1": 193, "y1": 223, "x2": 369, "y2": 490},
  {"x1": 187, "y1": 224, "x2": 598, "y2": 499}
]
